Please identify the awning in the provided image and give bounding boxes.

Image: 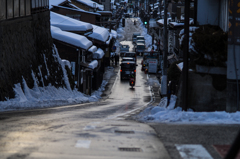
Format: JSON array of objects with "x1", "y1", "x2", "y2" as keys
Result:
[
  {"x1": 87, "y1": 24, "x2": 110, "y2": 43},
  {"x1": 50, "y1": 12, "x2": 93, "y2": 32},
  {"x1": 88, "y1": 60, "x2": 98, "y2": 69},
  {"x1": 51, "y1": 26, "x2": 93, "y2": 50},
  {"x1": 93, "y1": 48, "x2": 105, "y2": 59},
  {"x1": 80, "y1": 60, "x2": 98, "y2": 69},
  {"x1": 88, "y1": 45, "x2": 97, "y2": 53},
  {"x1": 106, "y1": 34, "x2": 112, "y2": 45}
]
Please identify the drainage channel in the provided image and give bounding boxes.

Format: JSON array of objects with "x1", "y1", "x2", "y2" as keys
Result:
[{"x1": 118, "y1": 147, "x2": 142, "y2": 152}]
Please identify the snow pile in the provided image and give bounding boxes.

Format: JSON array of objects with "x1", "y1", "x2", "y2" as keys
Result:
[
  {"x1": 0, "y1": 55, "x2": 115, "y2": 112},
  {"x1": 137, "y1": 95, "x2": 240, "y2": 124},
  {"x1": 146, "y1": 78, "x2": 160, "y2": 87}
]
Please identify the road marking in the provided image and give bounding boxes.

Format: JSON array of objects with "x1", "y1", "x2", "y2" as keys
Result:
[
  {"x1": 75, "y1": 140, "x2": 91, "y2": 148},
  {"x1": 175, "y1": 144, "x2": 213, "y2": 159}
]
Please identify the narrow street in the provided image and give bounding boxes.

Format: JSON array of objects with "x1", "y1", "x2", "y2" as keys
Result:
[
  {"x1": 0, "y1": 18, "x2": 170, "y2": 159},
  {"x1": 1, "y1": 15, "x2": 239, "y2": 159}
]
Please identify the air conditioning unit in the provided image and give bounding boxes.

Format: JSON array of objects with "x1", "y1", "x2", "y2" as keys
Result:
[{"x1": 177, "y1": 6, "x2": 184, "y2": 22}]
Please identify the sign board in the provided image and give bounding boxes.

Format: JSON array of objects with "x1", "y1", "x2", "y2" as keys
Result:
[
  {"x1": 228, "y1": 0, "x2": 240, "y2": 45},
  {"x1": 112, "y1": 46, "x2": 116, "y2": 51},
  {"x1": 148, "y1": 59, "x2": 158, "y2": 73}
]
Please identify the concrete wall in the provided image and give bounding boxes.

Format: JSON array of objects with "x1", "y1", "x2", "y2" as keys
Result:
[
  {"x1": 0, "y1": 11, "x2": 65, "y2": 101},
  {"x1": 176, "y1": 72, "x2": 226, "y2": 111},
  {"x1": 197, "y1": 0, "x2": 219, "y2": 26}
]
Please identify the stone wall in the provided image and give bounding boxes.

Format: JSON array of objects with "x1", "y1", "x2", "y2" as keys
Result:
[{"x1": 0, "y1": 11, "x2": 65, "y2": 101}]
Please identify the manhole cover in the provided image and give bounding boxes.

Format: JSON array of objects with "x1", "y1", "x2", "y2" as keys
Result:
[
  {"x1": 115, "y1": 130, "x2": 135, "y2": 134},
  {"x1": 118, "y1": 147, "x2": 142, "y2": 152}
]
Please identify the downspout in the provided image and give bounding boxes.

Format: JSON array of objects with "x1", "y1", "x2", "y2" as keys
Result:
[
  {"x1": 194, "y1": 0, "x2": 198, "y2": 25},
  {"x1": 77, "y1": 49, "x2": 80, "y2": 91}
]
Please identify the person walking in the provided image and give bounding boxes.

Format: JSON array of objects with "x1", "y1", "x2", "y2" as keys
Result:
[{"x1": 115, "y1": 53, "x2": 119, "y2": 66}]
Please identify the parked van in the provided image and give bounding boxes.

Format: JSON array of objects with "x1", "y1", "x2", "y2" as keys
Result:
[{"x1": 132, "y1": 32, "x2": 141, "y2": 44}]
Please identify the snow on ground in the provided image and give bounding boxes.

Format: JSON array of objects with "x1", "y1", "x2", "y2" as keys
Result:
[
  {"x1": 136, "y1": 95, "x2": 240, "y2": 125},
  {"x1": 0, "y1": 66, "x2": 115, "y2": 112}
]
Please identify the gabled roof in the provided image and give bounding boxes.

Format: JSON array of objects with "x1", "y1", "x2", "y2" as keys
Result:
[
  {"x1": 50, "y1": 12, "x2": 93, "y2": 32},
  {"x1": 51, "y1": 5, "x2": 101, "y2": 16},
  {"x1": 87, "y1": 24, "x2": 110, "y2": 43},
  {"x1": 49, "y1": 0, "x2": 68, "y2": 9},
  {"x1": 51, "y1": 26, "x2": 93, "y2": 50}
]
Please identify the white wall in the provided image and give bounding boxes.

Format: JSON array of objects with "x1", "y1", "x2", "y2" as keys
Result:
[{"x1": 197, "y1": 0, "x2": 219, "y2": 26}]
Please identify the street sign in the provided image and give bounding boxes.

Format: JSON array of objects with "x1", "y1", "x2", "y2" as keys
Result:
[{"x1": 112, "y1": 46, "x2": 116, "y2": 51}]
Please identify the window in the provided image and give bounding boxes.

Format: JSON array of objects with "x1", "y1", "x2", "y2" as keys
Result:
[{"x1": 0, "y1": 0, "x2": 6, "y2": 20}]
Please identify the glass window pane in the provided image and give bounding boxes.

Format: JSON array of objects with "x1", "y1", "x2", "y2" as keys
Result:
[
  {"x1": 0, "y1": 0, "x2": 6, "y2": 20},
  {"x1": 20, "y1": 0, "x2": 25, "y2": 16},
  {"x1": 7, "y1": 0, "x2": 13, "y2": 19},
  {"x1": 36, "y1": 0, "x2": 39, "y2": 8},
  {"x1": 32, "y1": 0, "x2": 35, "y2": 9},
  {"x1": 14, "y1": 0, "x2": 19, "y2": 18},
  {"x1": 41, "y1": 0, "x2": 43, "y2": 7},
  {"x1": 26, "y1": 0, "x2": 31, "y2": 15}
]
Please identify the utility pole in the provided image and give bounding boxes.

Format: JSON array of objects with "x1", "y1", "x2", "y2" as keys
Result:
[
  {"x1": 182, "y1": 0, "x2": 190, "y2": 111},
  {"x1": 160, "y1": 0, "x2": 168, "y2": 97}
]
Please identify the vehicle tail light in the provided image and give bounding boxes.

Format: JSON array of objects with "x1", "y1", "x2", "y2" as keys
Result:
[
  {"x1": 120, "y1": 70, "x2": 122, "y2": 72},
  {"x1": 134, "y1": 70, "x2": 136, "y2": 72}
]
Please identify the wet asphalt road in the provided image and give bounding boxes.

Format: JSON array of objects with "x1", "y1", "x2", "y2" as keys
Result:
[{"x1": 0, "y1": 52, "x2": 171, "y2": 159}]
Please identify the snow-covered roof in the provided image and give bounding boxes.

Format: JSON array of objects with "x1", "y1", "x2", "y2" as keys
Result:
[
  {"x1": 97, "y1": 11, "x2": 112, "y2": 14},
  {"x1": 87, "y1": 25, "x2": 110, "y2": 43},
  {"x1": 93, "y1": 48, "x2": 105, "y2": 59},
  {"x1": 110, "y1": 29, "x2": 118, "y2": 39},
  {"x1": 51, "y1": 5, "x2": 101, "y2": 16},
  {"x1": 106, "y1": 34, "x2": 112, "y2": 45},
  {"x1": 49, "y1": 0, "x2": 66, "y2": 9},
  {"x1": 157, "y1": 18, "x2": 172, "y2": 26},
  {"x1": 75, "y1": 0, "x2": 104, "y2": 10},
  {"x1": 50, "y1": 12, "x2": 93, "y2": 32},
  {"x1": 88, "y1": 45, "x2": 97, "y2": 53},
  {"x1": 88, "y1": 60, "x2": 98, "y2": 69},
  {"x1": 62, "y1": 59, "x2": 71, "y2": 69},
  {"x1": 51, "y1": 26, "x2": 93, "y2": 50}
]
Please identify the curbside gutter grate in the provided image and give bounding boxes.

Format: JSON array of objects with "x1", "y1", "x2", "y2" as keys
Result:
[{"x1": 118, "y1": 147, "x2": 142, "y2": 152}]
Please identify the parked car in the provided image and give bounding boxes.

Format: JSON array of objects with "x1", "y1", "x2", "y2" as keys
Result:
[
  {"x1": 120, "y1": 61, "x2": 137, "y2": 80},
  {"x1": 132, "y1": 32, "x2": 141, "y2": 44}
]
